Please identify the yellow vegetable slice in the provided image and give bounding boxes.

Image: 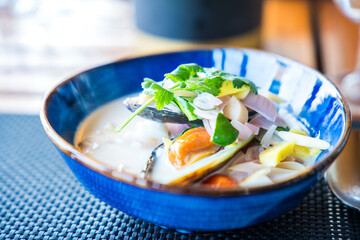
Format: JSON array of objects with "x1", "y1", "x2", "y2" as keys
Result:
[
  {"x1": 293, "y1": 145, "x2": 311, "y2": 158},
  {"x1": 218, "y1": 81, "x2": 250, "y2": 98},
  {"x1": 259, "y1": 141, "x2": 295, "y2": 167},
  {"x1": 288, "y1": 130, "x2": 311, "y2": 158},
  {"x1": 234, "y1": 85, "x2": 251, "y2": 99}
]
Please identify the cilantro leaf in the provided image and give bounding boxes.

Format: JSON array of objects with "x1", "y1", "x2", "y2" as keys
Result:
[
  {"x1": 141, "y1": 78, "x2": 155, "y2": 89},
  {"x1": 151, "y1": 83, "x2": 174, "y2": 110},
  {"x1": 202, "y1": 77, "x2": 224, "y2": 96},
  {"x1": 140, "y1": 78, "x2": 174, "y2": 110},
  {"x1": 203, "y1": 68, "x2": 258, "y2": 94},
  {"x1": 233, "y1": 76, "x2": 257, "y2": 93},
  {"x1": 164, "y1": 63, "x2": 204, "y2": 82}
]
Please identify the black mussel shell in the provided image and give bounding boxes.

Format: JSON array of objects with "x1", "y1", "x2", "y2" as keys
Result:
[{"x1": 124, "y1": 98, "x2": 202, "y2": 125}]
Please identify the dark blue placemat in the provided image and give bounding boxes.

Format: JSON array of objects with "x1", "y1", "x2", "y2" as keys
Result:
[{"x1": 0, "y1": 114, "x2": 359, "y2": 239}]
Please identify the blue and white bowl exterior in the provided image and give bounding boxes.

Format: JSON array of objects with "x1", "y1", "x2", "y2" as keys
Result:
[{"x1": 41, "y1": 48, "x2": 351, "y2": 231}]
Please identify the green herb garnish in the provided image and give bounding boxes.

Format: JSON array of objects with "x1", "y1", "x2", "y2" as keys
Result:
[{"x1": 117, "y1": 63, "x2": 258, "y2": 146}]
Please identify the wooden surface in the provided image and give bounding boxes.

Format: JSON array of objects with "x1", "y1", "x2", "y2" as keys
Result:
[{"x1": 0, "y1": 0, "x2": 358, "y2": 117}]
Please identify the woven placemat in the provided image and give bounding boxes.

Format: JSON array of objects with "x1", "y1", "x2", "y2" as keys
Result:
[{"x1": 0, "y1": 114, "x2": 359, "y2": 239}]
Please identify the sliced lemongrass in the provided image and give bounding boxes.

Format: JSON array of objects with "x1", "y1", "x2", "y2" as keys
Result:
[
  {"x1": 240, "y1": 169, "x2": 273, "y2": 188},
  {"x1": 277, "y1": 161, "x2": 306, "y2": 171},
  {"x1": 229, "y1": 161, "x2": 268, "y2": 173},
  {"x1": 275, "y1": 131, "x2": 330, "y2": 150},
  {"x1": 172, "y1": 90, "x2": 198, "y2": 98},
  {"x1": 268, "y1": 167, "x2": 299, "y2": 183},
  {"x1": 241, "y1": 168, "x2": 271, "y2": 183}
]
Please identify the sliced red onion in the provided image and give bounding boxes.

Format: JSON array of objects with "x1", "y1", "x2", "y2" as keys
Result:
[
  {"x1": 231, "y1": 119, "x2": 252, "y2": 140},
  {"x1": 249, "y1": 114, "x2": 273, "y2": 130},
  {"x1": 275, "y1": 115, "x2": 287, "y2": 128},
  {"x1": 229, "y1": 152, "x2": 246, "y2": 166},
  {"x1": 260, "y1": 124, "x2": 277, "y2": 148},
  {"x1": 245, "y1": 122, "x2": 259, "y2": 135},
  {"x1": 217, "y1": 95, "x2": 231, "y2": 111},
  {"x1": 228, "y1": 171, "x2": 250, "y2": 182},
  {"x1": 165, "y1": 123, "x2": 190, "y2": 138},
  {"x1": 193, "y1": 92, "x2": 222, "y2": 110},
  {"x1": 244, "y1": 145, "x2": 264, "y2": 162},
  {"x1": 242, "y1": 92, "x2": 277, "y2": 122},
  {"x1": 203, "y1": 119, "x2": 214, "y2": 137},
  {"x1": 193, "y1": 108, "x2": 219, "y2": 120}
]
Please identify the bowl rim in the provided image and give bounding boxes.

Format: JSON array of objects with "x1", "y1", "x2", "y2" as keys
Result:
[{"x1": 40, "y1": 47, "x2": 352, "y2": 197}]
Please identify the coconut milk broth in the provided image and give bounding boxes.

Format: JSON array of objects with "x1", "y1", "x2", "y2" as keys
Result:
[
  {"x1": 74, "y1": 95, "x2": 169, "y2": 176},
  {"x1": 74, "y1": 94, "x2": 318, "y2": 186}
]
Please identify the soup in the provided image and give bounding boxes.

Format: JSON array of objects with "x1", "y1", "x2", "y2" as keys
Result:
[{"x1": 74, "y1": 63, "x2": 329, "y2": 189}]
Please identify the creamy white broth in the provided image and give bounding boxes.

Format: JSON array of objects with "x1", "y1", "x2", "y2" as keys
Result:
[
  {"x1": 74, "y1": 94, "x2": 319, "y2": 188},
  {"x1": 74, "y1": 96, "x2": 169, "y2": 176}
]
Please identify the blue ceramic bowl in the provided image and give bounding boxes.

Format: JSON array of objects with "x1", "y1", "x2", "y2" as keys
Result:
[{"x1": 40, "y1": 48, "x2": 351, "y2": 232}]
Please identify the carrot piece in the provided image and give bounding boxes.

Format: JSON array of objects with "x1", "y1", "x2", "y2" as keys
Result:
[
  {"x1": 168, "y1": 127, "x2": 217, "y2": 168},
  {"x1": 202, "y1": 174, "x2": 238, "y2": 189}
]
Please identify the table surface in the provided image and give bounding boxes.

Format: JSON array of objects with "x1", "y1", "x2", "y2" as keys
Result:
[
  {"x1": 0, "y1": 0, "x2": 359, "y2": 235},
  {"x1": 1, "y1": 114, "x2": 359, "y2": 239}
]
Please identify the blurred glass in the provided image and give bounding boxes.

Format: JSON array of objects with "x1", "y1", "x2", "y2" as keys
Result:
[{"x1": 333, "y1": 0, "x2": 360, "y2": 105}]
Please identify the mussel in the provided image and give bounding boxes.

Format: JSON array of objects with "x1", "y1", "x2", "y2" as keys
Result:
[
  {"x1": 142, "y1": 127, "x2": 254, "y2": 186},
  {"x1": 123, "y1": 97, "x2": 202, "y2": 125}
]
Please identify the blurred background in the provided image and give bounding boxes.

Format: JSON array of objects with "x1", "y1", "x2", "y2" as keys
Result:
[{"x1": 0, "y1": 0, "x2": 358, "y2": 116}]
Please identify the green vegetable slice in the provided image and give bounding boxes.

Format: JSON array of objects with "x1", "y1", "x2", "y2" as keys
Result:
[
  {"x1": 211, "y1": 113, "x2": 239, "y2": 146},
  {"x1": 164, "y1": 63, "x2": 204, "y2": 82},
  {"x1": 172, "y1": 95, "x2": 198, "y2": 121}
]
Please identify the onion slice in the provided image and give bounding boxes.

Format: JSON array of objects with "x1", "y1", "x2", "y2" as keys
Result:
[
  {"x1": 245, "y1": 122, "x2": 259, "y2": 135},
  {"x1": 249, "y1": 114, "x2": 274, "y2": 130},
  {"x1": 275, "y1": 115, "x2": 287, "y2": 128},
  {"x1": 231, "y1": 120, "x2": 252, "y2": 140},
  {"x1": 193, "y1": 108, "x2": 219, "y2": 120},
  {"x1": 203, "y1": 119, "x2": 214, "y2": 137},
  {"x1": 260, "y1": 124, "x2": 277, "y2": 148},
  {"x1": 193, "y1": 92, "x2": 222, "y2": 110},
  {"x1": 165, "y1": 123, "x2": 190, "y2": 138},
  {"x1": 242, "y1": 93, "x2": 277, "y2": 122},
  {"x1": 217, "y1": 95, "x2": 231, "y2": 111}
]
